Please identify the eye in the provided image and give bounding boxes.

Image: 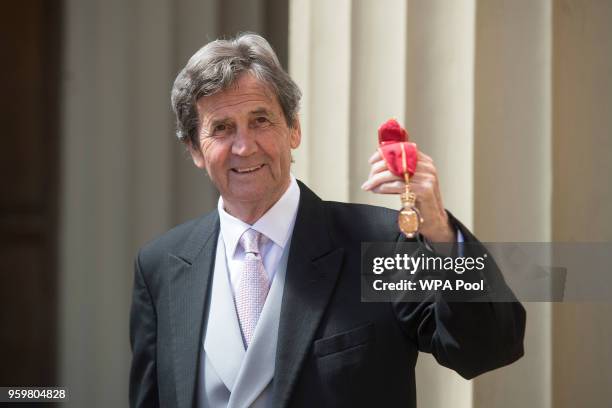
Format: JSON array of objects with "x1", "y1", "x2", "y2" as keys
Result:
[
  {"x1": 210, "y1": 122, "x2": 231, "y2": 137},
  {"x1": 255, "y1": 116, "x2": 270, "y2": 124}
]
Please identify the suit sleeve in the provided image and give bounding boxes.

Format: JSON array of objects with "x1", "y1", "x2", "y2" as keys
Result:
[
  {"x1": 129, "y1": 251, "x2": 160, "y2": 407},
  {"x1": 393, "y1": 213, "x2": 526, "y2": 379}
]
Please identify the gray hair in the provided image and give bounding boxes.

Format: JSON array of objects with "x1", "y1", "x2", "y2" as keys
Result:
[{"x1": 170, "y1": 33, "x2": 302, "y2": 146}]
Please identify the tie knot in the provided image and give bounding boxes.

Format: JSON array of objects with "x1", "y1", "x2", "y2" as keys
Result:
[{"x1": 239, "y1": 229, "x2": 262, "y2": 254}]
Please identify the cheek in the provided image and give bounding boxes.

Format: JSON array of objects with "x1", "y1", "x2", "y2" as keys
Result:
[
  {"x1": 267, "y1": 144, "x2": 289, "y2": 171},
  {"x1": 201, "y1": 140, "x2": 227, "y2": 173},
  {"x1": 200, "y1": 138, "x2": 215, "y2": 156},
  {"x1": 265, "y1": 130, "x2": 293, "y2": 164}
]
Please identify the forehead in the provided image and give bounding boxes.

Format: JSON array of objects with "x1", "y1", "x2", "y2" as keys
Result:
[{"x1": 196, "y1": 74, "x2": 281, "y2": 119}]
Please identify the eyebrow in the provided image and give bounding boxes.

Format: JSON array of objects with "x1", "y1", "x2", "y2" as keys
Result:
[
  {"x1": 209, "y1": 117, "x2": 231, "y2": 129},
  {"x1": 250, "y1": 107, "x2": 273, "y2": 116},
  {"x1": 207, "y1": 107, "x2": 275, "y2": 131}
]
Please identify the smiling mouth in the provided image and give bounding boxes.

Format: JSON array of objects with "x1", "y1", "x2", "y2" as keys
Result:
[{"x1": 232, "y1": 164, "x2": 265, "y2": 174}]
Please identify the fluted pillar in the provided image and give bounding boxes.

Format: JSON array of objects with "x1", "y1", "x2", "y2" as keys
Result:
[
  {"x1": 60, "y1": 0, "x2": 228, "y2": 406},
  {"x1": 290, "y1": 1, "x2": 475, "y2": 406},
  {"x1": 552, "y1": 1, "x2": 612, "y2": 406},
  {"x1": 472, "y1": 1, "x2": 553, "y2": 408},
  {"x1": 60, "y1": 1, "x2": 176, "y2": 406},
  {"x1": 290, "y1": 0, "x2": 352, "y2": 201},
  {"x1": 405, "y1": 2, "x2": 477, "y2": 407}
]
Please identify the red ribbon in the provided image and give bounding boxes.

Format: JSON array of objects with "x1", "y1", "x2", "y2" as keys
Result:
[{"x1": 377, "y1": 119, "x2": 418, "y2": 177}]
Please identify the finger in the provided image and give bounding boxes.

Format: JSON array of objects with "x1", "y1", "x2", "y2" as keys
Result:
[
  {"x1": 414, "y1": 160, "x2": 436, "y2": 176},
  {"x1": 409, "y1": 179, "x2": 435, "y2": 195},
  {"x1": 361, "y1": 169, "x2": 402, "y2": 191},
  {"x1": 368, "y1": 150, "x2": 382, "y2": 164},
  {"x1": 408, "y1": 172, "x2": 435, "y2": 184},
  {"x1": 369, "y1": 159, "x2": 388, "y2": 176},
  {"x1": 418, "y1": 151, "x2": 433, "y2": 163},
  {"x1": 370, "y1": 180, "x2": 405, "y2": 194}
]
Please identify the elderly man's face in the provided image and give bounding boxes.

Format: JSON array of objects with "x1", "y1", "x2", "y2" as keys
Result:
[{"x1": 189, "y1": 74, "x2": 301, "y2": 217}]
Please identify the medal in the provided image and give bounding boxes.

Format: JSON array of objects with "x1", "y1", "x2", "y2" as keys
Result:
[
  {"x1": 397, "y1": 143, "x2": 422, "y2": 238},
  {"x1": 399, "y1": 183, "x2": 421, "y2": 238},
  {"x1": 377, "y1": 119, "x2": 423, "y2": 238}
]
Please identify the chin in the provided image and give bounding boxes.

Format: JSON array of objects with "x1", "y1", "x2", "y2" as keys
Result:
[{"x1": 230, "y1": 189, "x2": 269, "y2": 203}]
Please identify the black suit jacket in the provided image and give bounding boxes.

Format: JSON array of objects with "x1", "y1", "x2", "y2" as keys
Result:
[{"x1": 130, "y1": 181, "x2": 525, "y2": 407}]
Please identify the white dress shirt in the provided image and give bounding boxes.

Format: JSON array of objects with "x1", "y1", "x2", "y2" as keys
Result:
[{"x1": 218, "y1": 175, "x2": 301, "y2": 297}]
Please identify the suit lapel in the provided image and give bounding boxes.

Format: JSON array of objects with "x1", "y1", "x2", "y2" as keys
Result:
[
  {"x1": 167, "y1": 211, "x2": 219, "y2": 408},
  {"x1": 272, "y1": 181, "x2": 345, "y2": 408}
]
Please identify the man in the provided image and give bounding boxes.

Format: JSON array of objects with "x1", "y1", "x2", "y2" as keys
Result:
[{"x1": 130, "y1": 33, "x2": 525, "y2": 408}]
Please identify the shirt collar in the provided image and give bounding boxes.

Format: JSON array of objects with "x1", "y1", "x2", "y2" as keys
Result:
[{"x1": 218, "y1": 175, "x2": 300, "y2": 257}]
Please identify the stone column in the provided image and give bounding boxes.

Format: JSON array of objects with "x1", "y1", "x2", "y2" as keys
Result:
[
  {"x1": 59, "y1": 0, "x2": 221, "y2": 406},
  {"x1": 60, "y1": 1, "x2": 176, "y2": 406},
  {"x1": 290, "y1": 0, "x2": 352, "y2": 201},
  {"x1": 472, "y1": 1, "x2": 553, "y2": 408},
  {"x1": 405, "y1": 2, "x2": 477, "y2": 407},
  {"x1": 552, "y1": 0, "x2": 612, "y2": 406},
  {"x1": 290, "y1": 1, "x2": 475, "y2": 406}
]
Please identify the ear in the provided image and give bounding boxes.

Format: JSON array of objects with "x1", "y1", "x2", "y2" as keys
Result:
[
  {"x1": 187, "y1": 139, "x2": 207, "y2": 169},
  {"x1": 289, "y1": 115, "x2": 301, "y2": 149}
]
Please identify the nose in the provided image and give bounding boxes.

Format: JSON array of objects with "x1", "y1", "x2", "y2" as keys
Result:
[{"x1": 231, "y1": 127, "x2": 258, "y2": 157}]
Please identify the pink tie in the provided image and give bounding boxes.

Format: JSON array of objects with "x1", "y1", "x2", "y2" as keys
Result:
[{"x1": 236, "y1": 229, "x2": 270, "y2": 347}]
